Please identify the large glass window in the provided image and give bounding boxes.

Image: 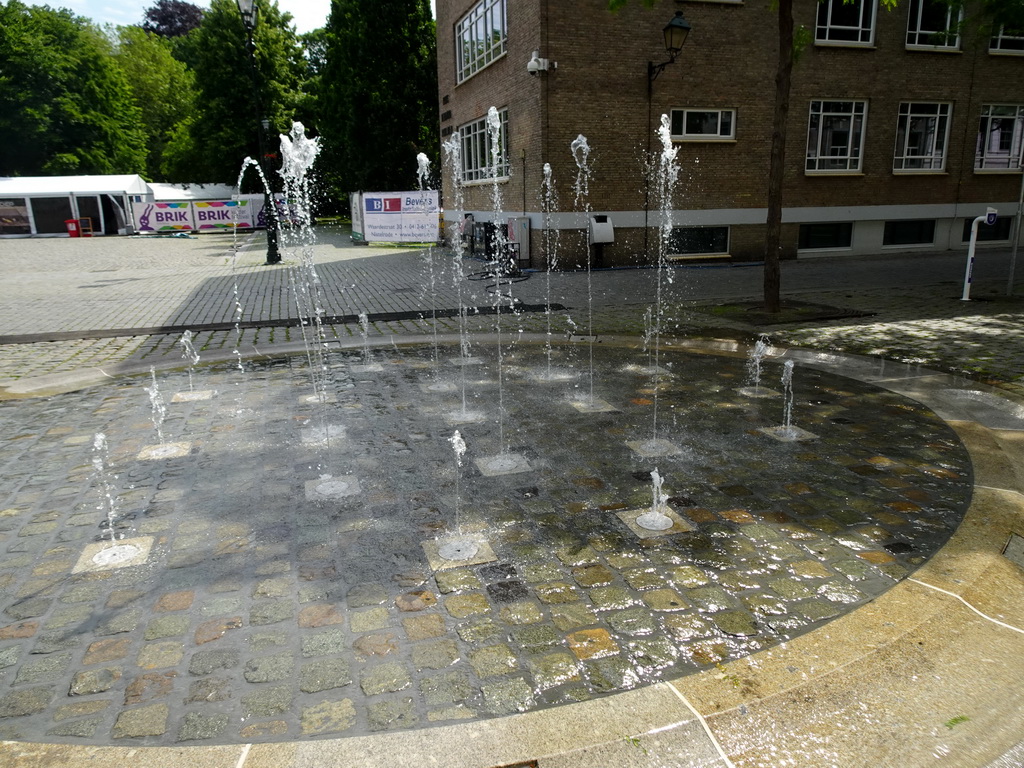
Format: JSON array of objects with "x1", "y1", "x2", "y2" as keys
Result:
[
  {"x1": 806, "y1": 100, "x2": 868, "y2": 172},
  {"x1": 455, "y1": 0, "x2": 507, "y2": 84},
  {"x1": 816, "y1": 0, "x2": 876, "y2": 45},
  {"x1": 991, "y1": 26, "x2": 1024, "y2": 54},
  {"x1": 0, "y1": 198, "x2": 30, "y2": 235},
  {"x1": 669, "y1": 226, "x2": 729, "y2": 255},
  {"x1": 460, "y1": 109, "x2": 509, "y2": 183},
  {"x1": 975, "y1": 105, "x2": 1024, "y2": 170},
  {"x1": 894, "y1": 102, "x2": 951, "y2": 171},
  {"x1": 906, "y1": 0, "x2": 961, "y2": 49},
  {"x1": 798, "y1": 222, "x2": 853, "y2": 250},
  {"x1": 669, "y1": 109, "x2": 736, "y2": 141},
  {"x1": 884, "y1": 219, "x2": 936, "y2": 246}
]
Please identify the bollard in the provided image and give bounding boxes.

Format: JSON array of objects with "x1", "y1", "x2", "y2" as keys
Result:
[{"x1": 962, "y1": 208, "x2": 998, "y2": 301}]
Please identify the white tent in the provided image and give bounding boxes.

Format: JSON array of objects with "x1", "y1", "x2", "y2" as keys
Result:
[{"x1": 0, "y1": 174, "x2": 150, "y2": 237}]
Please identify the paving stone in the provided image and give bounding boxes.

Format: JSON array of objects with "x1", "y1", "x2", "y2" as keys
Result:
[
  {"x1": 0, "y1": 686, "x2": 54, "y2": 716},
  {"x1": 350, "y1": 606, "x2": 390, "y2": 633},
  {"x1": 241, "y1": 684, "x2": 292, "y2": 717},
  {"x1": 185, "y1": 677, "x2": 232, "y2": 704},
  {"x1": 144, "y1": 614, "x2": 190, "y2": 641},
  {"x1": 137, "y1": 641, "x2": 184, "y2": 670},
  {"x1": 433, "y1": 569, "x2": 483, "y2": 594},
  {"x1": 642, "y1": 588, "x2": 688, "y2": 611},
  {"x1": 499, "y1": 600, "x2": 544, "y2": 625},
  {"x1": 15, "y1": 652, "x2": 71, "y2": 684},
  {"x1": 177, "y1": 711, "x2": 229, "y2": 742},
  {"x1": 456, "y1": 618, "x2": 504, "y2": 644},
  {"x1": 154, "y1": 590, "x2": 195, "y2": 612},
  {"x1": 244, "y1": 653, "x2": 294, "y2": 683},
  {"x1": 566, "y1": 629, "x2": 619, "y2": 660},
  {"x1": 367, "y1": 697, "x2": 417, "y2": 731},
  {"x1": 299, "y1": 659, "x2": 351, "y2": 693},
  {"x1": 444, "y1": 593, "x2": 490, "y2": 619},
  {"x1": 250, "y1": 600, "x2": 293, "y2": 626},
  {"x1": 360, "y1": 661, "x2": 412, "y2": 696},
  {"x1": 0, "y1": 647, "x2": 18, "y2": 670},
  {"x1": 301, "y1": 699, "x2": 356, "y2": 735},
  {"x1": 353, "y1": 632, "x2": 399, "y2": 658},
  {"x1": 585, "y1": 656, "x2": 640, "y2": 692},
  {"x1": 249, "y1": 631, "x2": 289, "y2": 652},
  {"x1": 347, "y1": 582, "x2": 388, "y2": 608},
  {"x1": 239, "y1": 720, "x2": 289, "y2": 739},
  {"x1": 301, "y1": 628, "x2": 347, "y2": 658},
  {"x1": 48, "y1": 716, "x2": 103, "y2": 738},
  {"x1": 527, "y1": 651, "x2": 580, "y2": 691},
  {"x1": 420, "y1": 670, "x2": 474, "y2": 706},
  {"x1": 298, "y1": 603, "x2": 345, "y2": 628},
  {"x1": 54, "y1": 699, "x2": 110, "y2": 721},
  {"x1": 412, "y1": 639, "x2": 459, "y2": 671},
  {"x1": 195, "y1": 617, "x2": 243, "y2": 645},
  {"x1": 395, "y1": 590, "x2": 437, "y2": 611},
  {"x1": 482, "y1": 678, "x2": 535, "y2": 715},
  {"x1": 468, "y1": 644, "x2": 518, "y2": 678},
  {"x1": 112, "y1": 703, "x2": 169, "y2": 738},
  {"x1": 69, "y1": 667, "x2": 121, "y2": 696},
  {"x1": 188, "y1": 648, "x2": 239, "y2": 676},
  {"x1": 402, "y1": 614, "x2": 446, "y2": 641},
  {"x1": 124, "y1": 671, "x2": 177, "y2": 705}
]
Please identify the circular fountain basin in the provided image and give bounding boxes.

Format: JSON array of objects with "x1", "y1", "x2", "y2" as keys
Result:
[{"x1": 0, "y1": 339, "x2": 973, "y2": 747}]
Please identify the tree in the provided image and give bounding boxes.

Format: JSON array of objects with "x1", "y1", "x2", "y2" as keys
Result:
[
  {"x1": 114, "y1": 26, "x2": 197, "y2": 180},
  {"x1": 319, "y1": 0, "x2": 438, "y2": 201},
  {"x1": 0, "y1": 1, "x2": 146, "y2": 176},
  {"x1": 181, "y1": 0, "x2": 304, "y2": 183},
  {"x1": 142, "y1": 0, "x2": 204, "y2": 38}
]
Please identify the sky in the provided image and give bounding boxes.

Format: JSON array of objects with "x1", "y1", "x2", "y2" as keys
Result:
[{"x1": 59, "y1": 0, "x2": 334, "y2": 35}]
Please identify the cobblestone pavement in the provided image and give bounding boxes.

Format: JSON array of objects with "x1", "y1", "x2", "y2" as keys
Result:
[{"x1": 0, "y1": 228, "x2": 1016, "y2": 747}]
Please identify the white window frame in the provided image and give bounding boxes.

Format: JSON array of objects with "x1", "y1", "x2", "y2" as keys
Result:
[
  {"x1": 806, "y1": 100, "x2": 868, "y2": 173},
  {"x1": 990, "y1": 26, "x2": 1024, "y2": 54},
  {"x1": 669, "y1": 108, "x2": 736, "y2": 141},
  {"x1": 894, "y1": 102, "x2": 951, "y2": 172},
  {"x1": 455, "y1": 0, "x2": 507, "y2": 84},
  {"x1": 975, "y1": 105, "x2": 1024, "y2": 171},
  {"x1": 906, "y1": 0, "x2": 962, "y2": 50},
  {"x1": 815, "y1": 0, "x2": 877, "y2": 46},
  {"x1": 460, "y1": 109, "x2": 509, "y2": 183}
]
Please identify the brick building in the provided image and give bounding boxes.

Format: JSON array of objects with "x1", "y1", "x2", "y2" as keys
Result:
[{"x1": 435, "y1": 0, "x2": 1024, "y2": 267}]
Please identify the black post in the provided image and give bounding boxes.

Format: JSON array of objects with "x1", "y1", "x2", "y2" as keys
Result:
[{"x1": 241, "y1": 14, "x2": 280, "y2": 265}]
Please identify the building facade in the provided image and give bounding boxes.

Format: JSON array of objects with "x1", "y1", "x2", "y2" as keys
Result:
[{"x1": 436, "y1": 0, "x2": 1024, "y2": 267}]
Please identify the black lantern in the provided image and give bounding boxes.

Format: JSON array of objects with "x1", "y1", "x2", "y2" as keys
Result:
[
  {"x1": 236, "y1": 0, "x2": 256, "y2": 31},
  {"x1": 663, "y1": 11, "x2": 691, "y2": 57}
]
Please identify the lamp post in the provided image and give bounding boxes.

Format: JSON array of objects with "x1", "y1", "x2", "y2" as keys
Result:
[
  {"x1": 644, "y1": 10, "x2": 691, "y2": 258},
  {"x1": 236, "y1": 0, "x2": 280, "y2": 265}
]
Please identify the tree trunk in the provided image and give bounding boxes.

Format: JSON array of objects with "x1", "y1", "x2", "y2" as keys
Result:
[{"x1": 764, "y1": 0, "x2": 794, "y2": 314}]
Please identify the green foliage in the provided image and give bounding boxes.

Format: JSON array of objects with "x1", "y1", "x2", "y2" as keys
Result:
[
  {"x1": 0, "y1": 1, "x2": 147, "y2": 176},
  {"x1": 944, "y1": 715, "x2": 970, "y2": 729},
  {"x1": 179, "y1": 0, "x2": 304, "y2": 183},
  {"x1": 318, "y1": 0, "x2": 438, "y2": 202},
  {"x1": 114, "y1": 26, "x2": 198, "y2": 180}
]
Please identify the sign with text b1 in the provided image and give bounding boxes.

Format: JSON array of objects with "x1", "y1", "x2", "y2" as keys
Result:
[
  {"x1": 986, "y1": 207, "x2": 998, "y2": 226},
  {"x1": 361, "y1": 191, "x2": 439, "y2": 243}
]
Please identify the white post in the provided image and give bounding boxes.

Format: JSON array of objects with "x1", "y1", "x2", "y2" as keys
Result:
[{"x1": 963, "y1": 208, "x2": 998, "y2": 301}]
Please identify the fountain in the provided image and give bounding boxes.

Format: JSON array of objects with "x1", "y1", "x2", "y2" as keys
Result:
[
  {"x1": 759, "y1": 359, "x2": 817, "y2": 441},
  {"x1": 0, "y1": 115, "x2": 979, "y2": 750}
]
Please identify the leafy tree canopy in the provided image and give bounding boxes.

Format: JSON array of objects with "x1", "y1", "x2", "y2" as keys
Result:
[
  {"x1": 142, "y1": 0, "x2": 204, "y2": 38},
  {"x1": 0, "y1": 1, "x2": 146, "y2": 176}
]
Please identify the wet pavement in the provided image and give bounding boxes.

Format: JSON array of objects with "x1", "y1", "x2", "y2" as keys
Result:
[
  {"x1": 0, "y1": 229, "x2": 1022, "y2": 763},
  {"x1": 0, "y1": 339, "x2": 973, "y2": 745}
]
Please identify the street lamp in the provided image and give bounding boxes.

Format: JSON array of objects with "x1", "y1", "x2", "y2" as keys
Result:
[
  {"x1": 644, "y1": 10, "x2": 691, "y2": 257},
  {"x1": 648, "y1": 11, "x2": 692, "y2": 83},
  {"x1": 236, "y1": 0, "x2": 280, "y2": 264}
]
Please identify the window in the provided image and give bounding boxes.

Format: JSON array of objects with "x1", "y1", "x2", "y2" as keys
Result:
[
  {"x1": 669, "y1": 226, "x2": 729, "y2": 255},
  {"x1": 798, "y1": 223, "x2": 853, "y2": 250},
  {"x1": 806, "y1": 100, "x2": 868, "y2": 172},
  {"x1": 975, "y1": 105, "x2": 1024, "y2": 170},
  {"x1": 455, "y1": 0, "x2": 507, "y2": 84},
  {"x1": 816, "y1": 0, "x2": 876, "y2": 45},
  {"x1": 669, "y1": 109, "x2": 736, "y2": 141},
  {"x1": 962, "y1": 216, "x2": 1013, "y2": 242},
  {"x1": 906, "y1": 0, "x2": 961, "y2": 49},
  {"x1": 894, "y1": 102, "x2": 951, "y2": 171},
  {"x1": 991, "y1": 26, "x2": 1024, "y2": 54},
  {"x1": 883, "y1": 220, "x2": 936, "y2": 246},
  {"x1": 459, "y1": 109, "x2": 509, "y2": 183}
]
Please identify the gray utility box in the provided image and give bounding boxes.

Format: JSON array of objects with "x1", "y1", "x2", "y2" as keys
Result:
[{"x1": 589, "y1": 214, "x2": 614, "y2": 244}]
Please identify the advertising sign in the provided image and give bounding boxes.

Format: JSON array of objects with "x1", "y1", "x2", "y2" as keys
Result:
[
  {"x1": 133, "y1": 200, "x2": 254, "y2": 233},
  {"x1": 0, "y1": 198, "x2": 30, "y2": 235},
  {"x1": 361, "y1": 191, "x2": 439, "y2": 243},
  {"x1": 133, "y1": 201, "x2": 192, "y2": 233},
  {"x1": 194, "y1": 200, "x2": 253, "y2": 231},
  {"x1": 350, "y1": 192, "x2": 364, "y2": 242}
]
